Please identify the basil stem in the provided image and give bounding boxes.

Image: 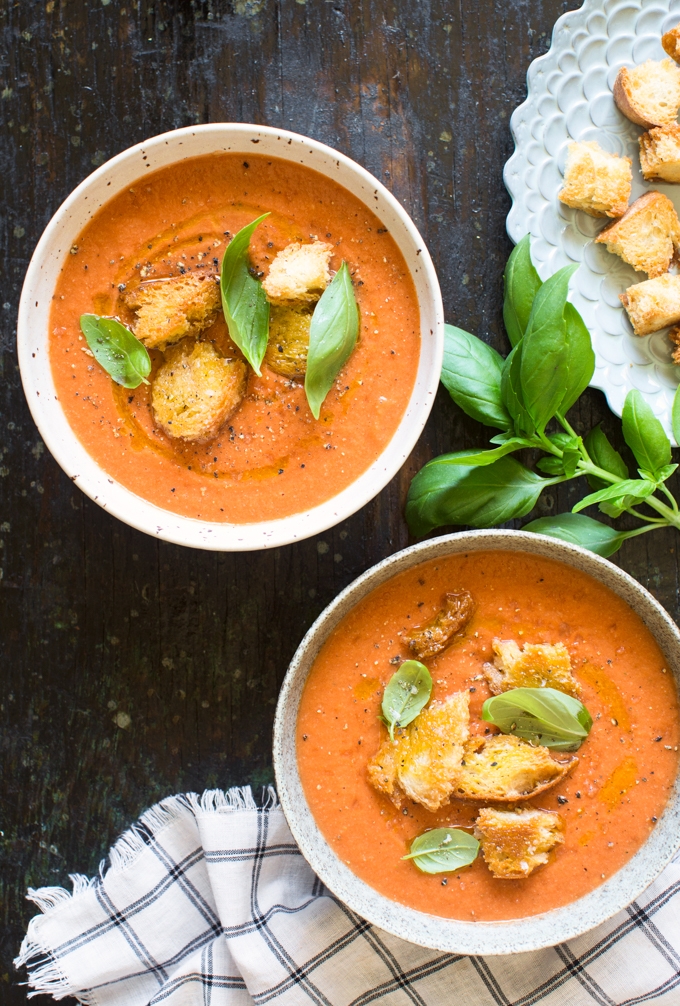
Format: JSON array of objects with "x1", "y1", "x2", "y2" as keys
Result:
[
  {"x1": 79, "y1": 314, "x2": 151, "y2": 390},
  {"x1": 403, "y1": 828, "x2": 479, "y2": 874},
  {"x1": 381, "y1": 660, "x2": 432, "y2": 741},
  {"x1": 482, "y1": 687, "x2": 593, "y2": 751},
  {"x1": 220, "y1": 213, "x2": 271, "y2": 376},
  {"x1": 304, "y1": 262, "x2": 359, "y2": 419}
]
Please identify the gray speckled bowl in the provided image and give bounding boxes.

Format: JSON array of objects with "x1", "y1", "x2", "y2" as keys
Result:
[{"x1": 273, "y1": 529, "x2": 680, "y2": 954}]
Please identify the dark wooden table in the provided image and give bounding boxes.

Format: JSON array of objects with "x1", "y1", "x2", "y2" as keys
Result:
[{"x1": 3, "y1": 1, "x2": 679, "y2": 1001}]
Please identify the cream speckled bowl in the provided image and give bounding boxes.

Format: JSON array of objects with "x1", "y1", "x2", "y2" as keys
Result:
[
  {"x1": 273, "y1": 529, "x2": 680, "y2": 954},
  {"x1": 17, "y1": 123, "x2": 443, "y2": 550}
]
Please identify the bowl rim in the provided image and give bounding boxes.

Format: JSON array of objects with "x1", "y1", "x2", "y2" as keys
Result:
[
  {"x1": 273, "y1": 528, "x2": 680, "y2": 954},
  {"x1": 17, "y1": 122, "x2": 444, "y2": 551}
]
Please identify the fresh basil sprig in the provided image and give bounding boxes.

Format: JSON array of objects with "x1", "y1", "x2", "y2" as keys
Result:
[
  {"x1": 402, "y1": 828, "x2": 479, "y2": 874},
  {"x1": 80, "y1": 314, "x2": 151, "y2": 389},
  {"x1": 305, "y1": 262, "x2": 359, "y2": 419},
  {"x1": 381, "y1": 660, "x2": 432, "y2": 741},
  {"x1": 220, "y1": 213, "x2": 271, "y2": 375},
  {"x1": 482, "y1": 687, "x2": 593, "y2": 751},
  {"x1": 405, "y1": 236, "x2": 680, "y2": 556}
]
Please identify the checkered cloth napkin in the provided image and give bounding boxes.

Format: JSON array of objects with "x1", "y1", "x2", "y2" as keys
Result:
[{"x1": 15, "y1": 787, "x2": 680, "y2": 1006}]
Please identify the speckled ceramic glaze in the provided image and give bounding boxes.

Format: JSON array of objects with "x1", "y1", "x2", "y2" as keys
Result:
[
  {"x1": 273, "y1": 530, "x2": 680, "y2": 954},
  {"x1": 17, "y1": 123, "x2": 443, "y2": 550},
  {"x1": 504, "y1": 0, "x2": 680, "y2": 441}
]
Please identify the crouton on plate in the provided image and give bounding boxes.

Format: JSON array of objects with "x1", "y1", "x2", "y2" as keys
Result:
[
  {"x1": 406, "y1": 590, "x2": 475, "y2": 661},
  {"x1": 125, "y1": 273, "x2": 221, "y2": 350},
  {"x1": 264, "y1": 304, "x2": 311, "y2": 377},
  {"x1": 367, "y1": 692, "x2": 470, "y2": 812},
  {"x1": 262, "y1": 241, "x2": 333, "y2": 303},
  {"x1": 483, "y1": 639, "x2": 581, "y2": 698},
  {"x1": 475, "y1": 807, "x2": 565, "y2": 879},
  {"x1": 595, "y1": 192, "x2": 680, "y2": 278},
  {"x1": 639, "y1": 125, "x2": 680, "y2": 183},
  {"x1": 620, "y1": 274, "x2": 680, "y2": 335},
  {"x1": 558, "y1": 141, "x2": 632, "y2": 218},
  {"x1": 669, "y1": 325, "x2": 680, "y2": 364},
  {"x1": 453, "y1": 734, "x2": 576, "y2": 802},
  {"x1": 152, "y1": 340, "x2": 247, "y2": 442},
  {"x1": 662, "y1": 22, "x2": 680, "y2": 62},
  {"x1": 613, "y1": 59, "x2": 680, "y2": 129}
]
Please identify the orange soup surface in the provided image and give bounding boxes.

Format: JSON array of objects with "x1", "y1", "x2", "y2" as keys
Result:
[
  {"x1": 297, "y1": 550, "x2": 679, "y2": 921},
  {"x1": 49, "y1": 153, "x2": 420, "y2": 523}
]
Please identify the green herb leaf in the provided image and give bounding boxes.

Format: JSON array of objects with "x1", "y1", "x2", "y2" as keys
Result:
[
  {"x1": 503, "y1": 235, "x2": 542, "y2": 348},
  {"x1": 572, "y1": 478, "x2": 656, "y2": 514},
  {"x1": 220, "y1": 212, "x2": 271, "y2": 375},
  {"x1": 501, "y1": 342, "x2": 535, "y2": 437},
  {"x1": 402, "y1": 828, "x2": 479, "y2": 874},
  {"x1": 428, "y1": 439, "x2": 533, "y2": 468},
  {"x1": 79, "y1": 314, "x2": 151, "y2": 390},
  {"x1": 672, "y1": 383, "x2": 680, "y2": 447},
  {"x1": 523, "y1": 513, "x2": 628, "y2": 557},
  {"x1": 482, "y1": 686, "x2": 593, "y2": 751},
  {"x1": 557, "y1": 303, "x2": 595, "y2": 417},
  {"x1": 305, "y1": 262, "x2": 359, "y2": 419},
  {"x1": 441, "y1": 325, "x2": 511, "y2": 429},
  {"x1": 381, "y1": 660, "x2": 432, "y2": 741},
  {"x1": 405, "y1": 453, "x2": 550, "y2": 537},
  {"x1": 622, "y1": 389, "x2": 672, "y2": 479},
  {"x1": 584, "y1": 425, "x2": 629, "y2": 490}
]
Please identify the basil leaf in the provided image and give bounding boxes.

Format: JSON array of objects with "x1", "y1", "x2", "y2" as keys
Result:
[
  {"x1": 520, "y1": 264, "x2": 578, "y2": 433},
  {"x1": 646, "y1": 463, "x2": 678, "y2": 483},
  {"x1": 482, "y1": 687, "x2": 593, "y2": 751},
  {"x1": 503, "y1": 235, "x2": 542, "y2": 348},
  {"x1": 381, "y1": 660, "x2": 432, "y2": 741},
  {"x1": 305, "y1": 262, "x2": 359, "y2": 419},
  {"x1": 403, "y1": 828, "x2": 479, "y2": 874},
  {"x1": 523, "y1": 513, "x2": 628, "y2": 557},
  {"x1": 622, "y1": 389, "x2": 672, "y2": 479},
  {"x1": 557, "y1": 303, "x2": 595, "y2": 417},
  {"x1": 431, "y1": 439, "x2": 532, "y2": 467},
  {"x1": 220, "y1": 212, "x2": 271, "y2": 375},
  {"x1": 585, "y1": 425, "x2": 629, "y2": 490},
  {"x1": 536, "y1": 456, "x2": 566, "y2": 475},
  {"x1": 672, "y1": 382, "x2": 680, "y2": 447},
  {"x1": 405, "y1": 453, "x2": 550, "y2": 537},
  {"x1": 501, "y1": 342, "x2": 535, "y2": 437},
  {"x1": 441, "y1": 325, "x2": 511, "y2": 429},
  {"x1": 79, "y1": 314, "x2": 151, "y2": 390},
  {"x1": 572, "y1": 478, "x2": 656, "y2": 514}
]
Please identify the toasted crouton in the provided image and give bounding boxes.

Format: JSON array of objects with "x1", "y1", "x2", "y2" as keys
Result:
[
  {"x1": 453, "y1": 735, "x2": 576, "y2": 802},
  {"x1": 264, "y1": 304, "x2": 311, "y2": 377},
  {"x1": 152, "y1": 340, "x2": 247, "y2": 442},
  {"x1": 484, "y1": 640, "x2": 581, "y2": 698},
  {"x1": 125, "y1": 274, "x2": 221, "y2": 350},
  {"x1": 406, "y1": 591, "x2": 475, "y2": 661},
  {"x1": 558, "y1": 141, "x2": 632, "y2": 218},
  {"x1": 367, "y1": 692, "x2": 470, "y2": 812},
  {"x1": 475, "y1": 807, "x2": 565, "y2": 879},
  {"x1": 620, "y1": 274, "x2": 680, "y2": 335},
  {"x1": 262, "y1": 241, "x2": 333, "y2": 303},
  {"x1": 668, "y1": 325, "x2": 680, "y2": 363},
  {"x1": 639, "y1": 125, "x2": 680, "y2": 183},
  {"x1": 614, "y1": 59, "x2": 680, "y2": 129},
  {"x1": 662, "y1": 23, "x2": 680, "y2": 62},
  {"x1": 595, "y1": 192, "x2": 680, "y2": 278}
]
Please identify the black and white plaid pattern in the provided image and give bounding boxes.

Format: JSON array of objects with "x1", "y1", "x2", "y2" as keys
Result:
[{"x1": 15, "y1": 788, "x2": 680, "y2": 1006}]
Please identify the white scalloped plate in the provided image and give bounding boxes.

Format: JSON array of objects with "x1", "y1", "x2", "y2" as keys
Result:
[{"x1": 504, "y1": 0, "x2": 680, "y2": 440}]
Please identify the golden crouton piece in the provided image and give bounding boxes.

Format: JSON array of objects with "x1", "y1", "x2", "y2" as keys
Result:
[
  {"x1": 125, "y1": 274, "x2": 221, "y2": 350},
  {"x1": 475, "y1": 807, "x2": 565, "y2": 879},
  {"x1": 558, "y1": 141, "x2": 632, "y2": 219},
  {"x1": 663, "y1": 23, "x2": 680, "y2": 62},
  {"x1": 639, "y1": 125, "x2": 680, "y2": 183},
  {"x1": 367, "y1": 692, "x2": 470, "y2": 812},
  {"x1": 668, "y1": 325, "x2": 680, "y2": 364},
  {"x1": 406, "y1": 591, "x2": 475, "y2": 661},
  {"x1": 453, "y1": 735, "x2": 576, "y2": 803},
  {"x1": 483, "y1": 639, "x2": 581, "y2": 699},
  {"x1": 264, "y1": 304, "x2": 311, "y2": 377},
  {"x1": 262, "y1": 241, "x2": 333, "y2": 304},
  {"x1": 595, "y1": 192, "x2": 680, "y2": 279},
  {"x1": 614, "y1": 59, "x2": 680, "y2": 129},
  {"x1": 152, "y1": 340, "x2": 247, "y2": 442},
  {"x1": 620, "y1": 274, "x2": 680, "y2": 336}
]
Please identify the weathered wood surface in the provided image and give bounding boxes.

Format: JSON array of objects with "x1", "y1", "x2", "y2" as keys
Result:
[{"x1": 2, "y1": 0, "x2": 679, "y2": 1001}]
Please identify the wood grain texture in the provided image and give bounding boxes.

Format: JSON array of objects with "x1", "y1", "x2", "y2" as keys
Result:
[{"x1": 2, "y1": 0, "x2": 679, "y2": 1001}]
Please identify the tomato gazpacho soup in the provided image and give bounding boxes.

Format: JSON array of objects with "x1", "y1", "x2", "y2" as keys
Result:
[
  {"x1": 297, "y1": 549, "x2": 679, "y2": 921},
  {"x1": 49, "y1": 153, "x2": 420, "y2": 523}
]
